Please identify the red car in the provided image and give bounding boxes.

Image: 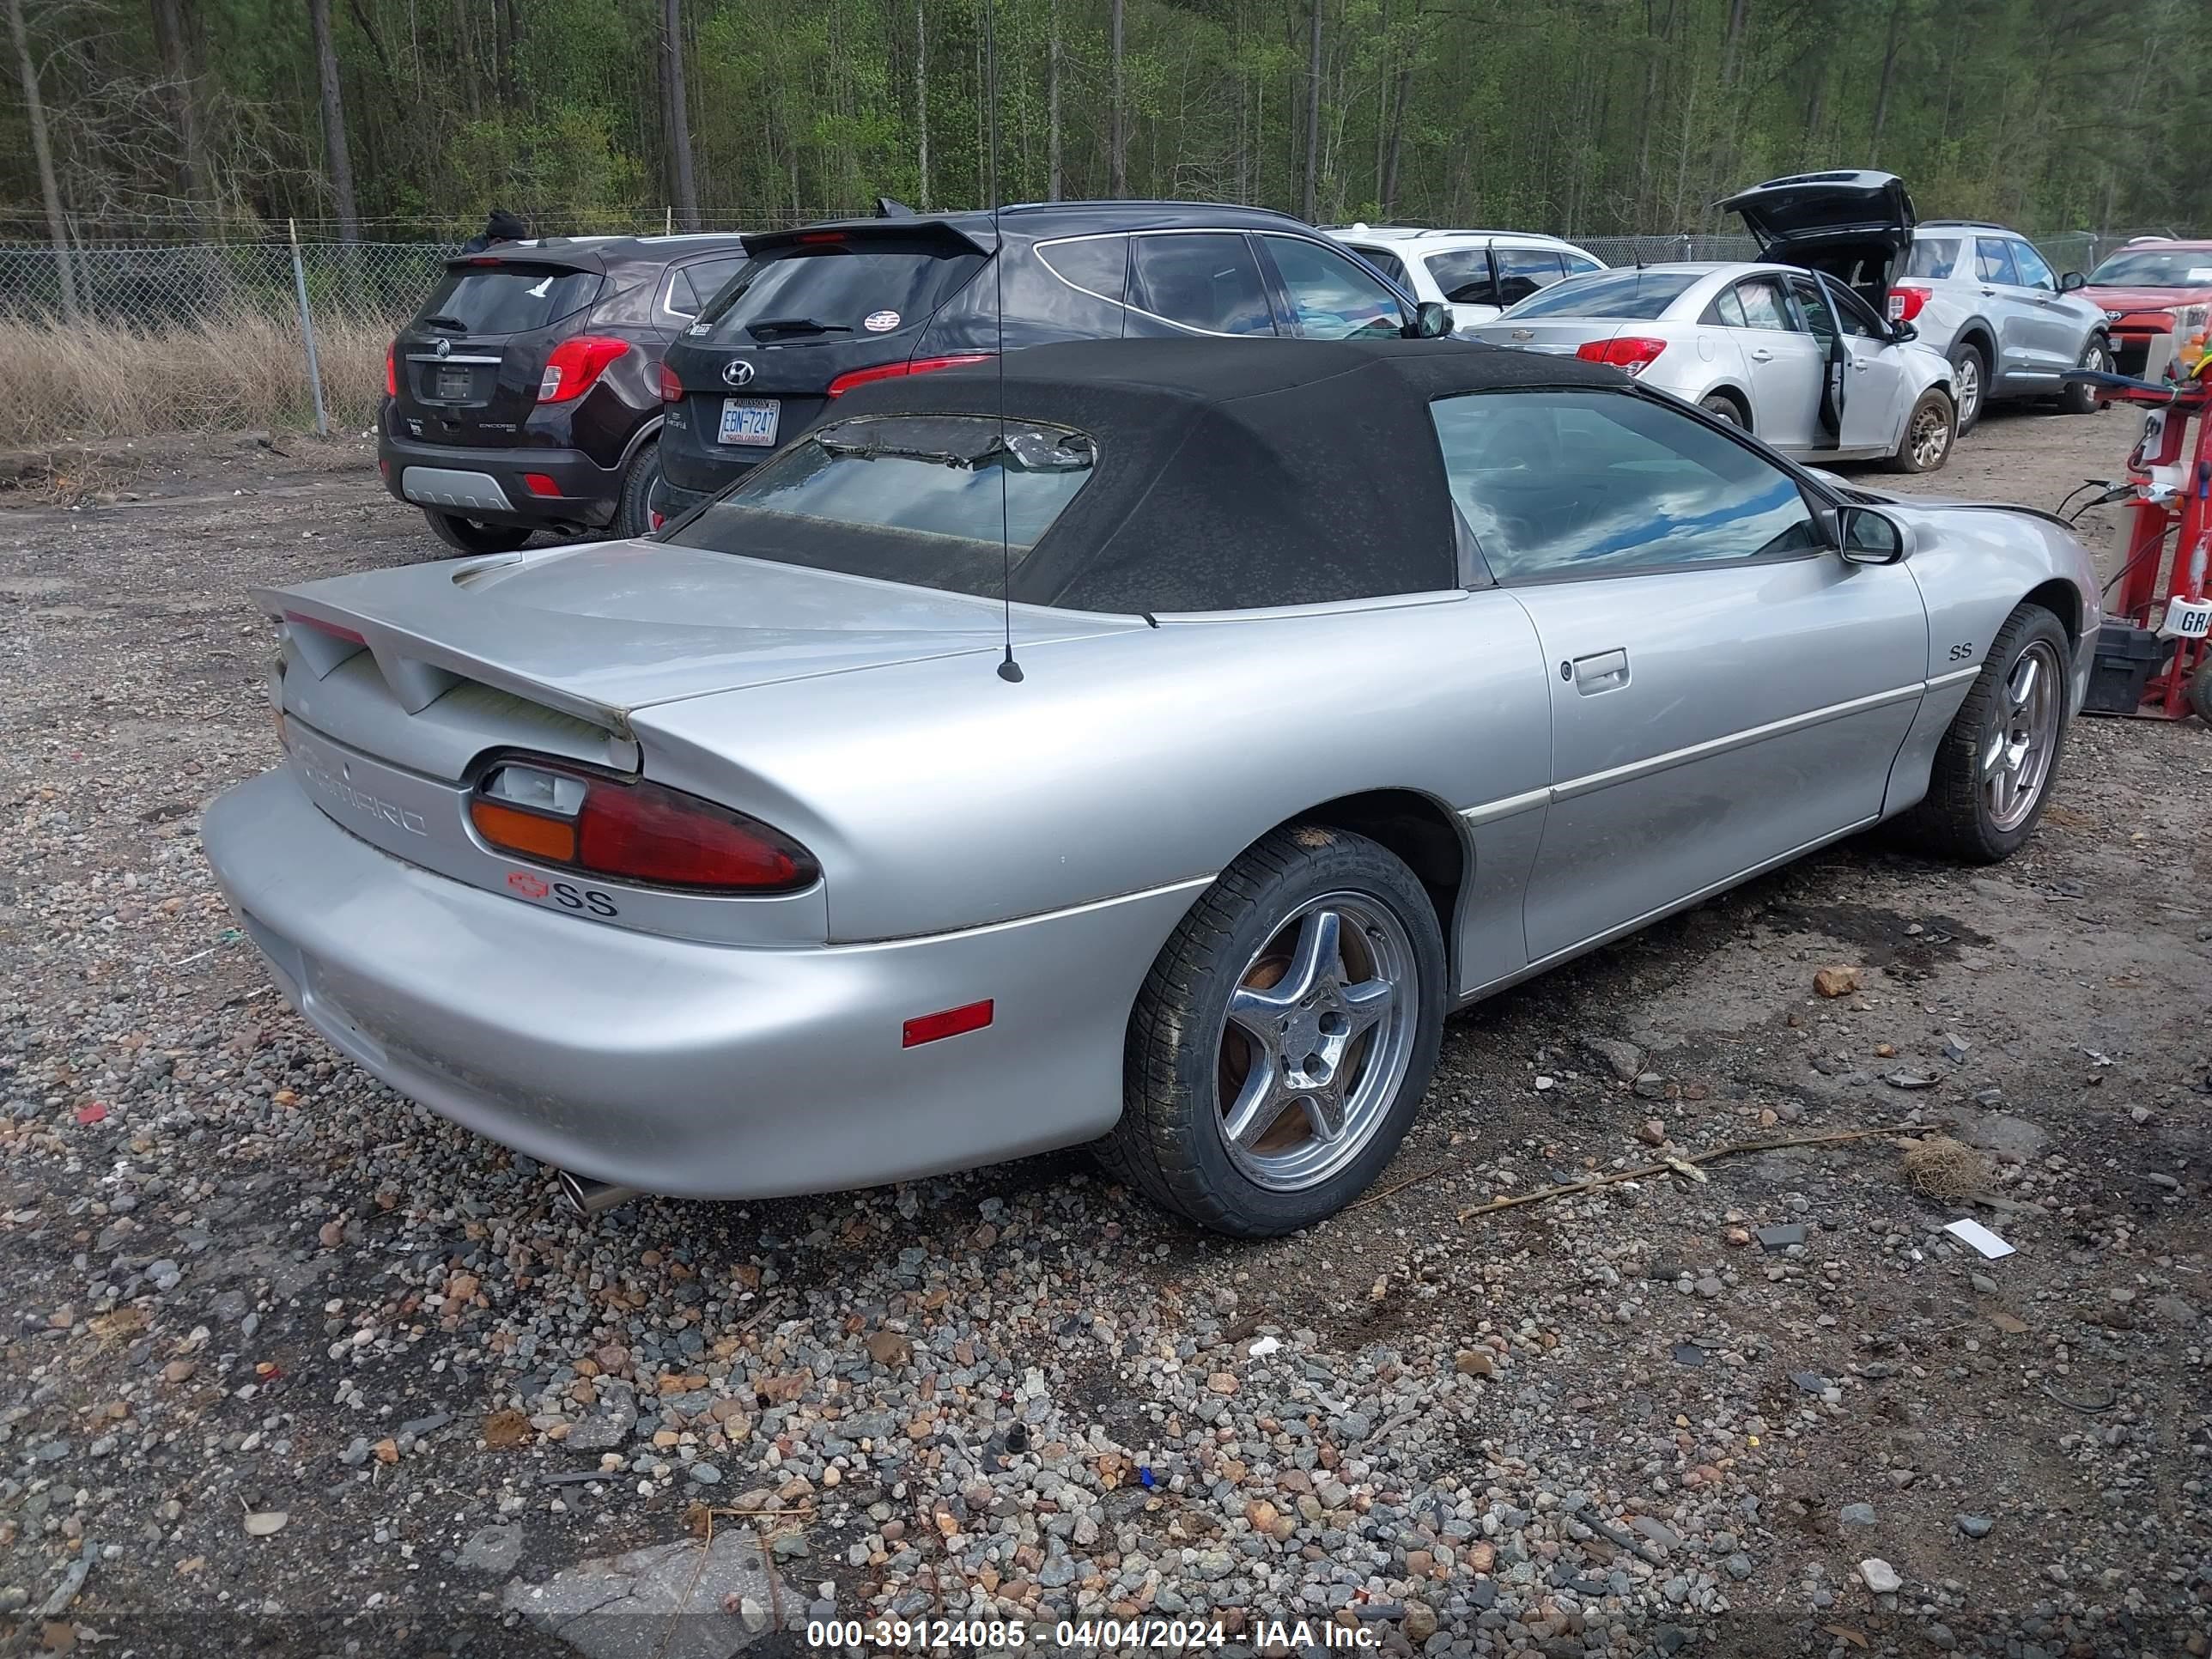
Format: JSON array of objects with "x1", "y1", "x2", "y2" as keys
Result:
[{"x1": 2077, "y1": 239, "x2": 2212, "y2": 379}]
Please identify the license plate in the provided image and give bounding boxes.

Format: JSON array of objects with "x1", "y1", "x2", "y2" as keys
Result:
[
  {"x1": 719, "y1": 398, "x2": 781, "y2": 446},
  {"x1": 434, "y1": 365, "x2": 472, "y2": 400}
]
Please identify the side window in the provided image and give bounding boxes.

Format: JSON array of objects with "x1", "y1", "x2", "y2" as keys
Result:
[
  {"x1": 1427, "y1": 389, "x2": 1823, "y2": 582},
  {"x1": 1735, "y1": 278, "x2": 1798, "y2": 331},
  {"x1": 1906, "y1": 236, "x2": 1961, "y2": 279},
  {"x1": 2009, "y1": 240, "x2": 2057, "y2": 291},
  {"x1": 1494, "y1": 247, "x2": 1568, "y2": 307},
  {"x1": 1975, "y1": 237, "x2": 2020, "y2": 285},
  {"x1": 1350, "y1": 246, "x2": 1411, "y2": 289},
  {"x1": 1424, "y1": 248, "x2": 1498, "y2": 307},
  {"x1": 1707, "y1": 286, "x2": 1750, "y2": 328},
  {"x1": 1791, "y1": 277, "x2": 1838, "y2": 348},
  {"x1": 1129, "y1": 234, "x2": 1275, "y2": 336},
  {"x1": 1829, "y1": 284, "x2": 1885, "y2": 338},
  {"x1": 1565, "y1": 256, "x2": 1603, "y2": 276},
  {"x1": 668, "y1": 256, "x2": 747, "y2": 318},
  {"x1": 1260, "y1": 234, "x2": 1407, "y2": 338},
  {"x1": 1036, "y1": 234, "x2": 1129, "y2": 304}
]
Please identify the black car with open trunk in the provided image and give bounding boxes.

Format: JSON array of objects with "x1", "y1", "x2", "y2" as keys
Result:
[{"x1": 379, "y1": 234, "x2": 748, "y2": 552}]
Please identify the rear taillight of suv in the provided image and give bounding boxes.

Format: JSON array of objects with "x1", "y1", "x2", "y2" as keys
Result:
[
  {"x1": 385, "y1": 344, "x2": 398, "y2": 398},
  {"x1": 538, "y1": 337, "x2": 629, "y2": 404},
  {"x1": 826, "y1": 354, "x2": 992, "y2": 398},
  {"x1": 1887, "y1": 285, "x2": 1933, "y2": 324},
  {"x1": 658, "y1": 361, "x2": 684, "y2": 403}
]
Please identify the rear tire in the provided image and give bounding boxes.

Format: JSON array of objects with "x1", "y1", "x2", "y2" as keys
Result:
[
  {"x1": 1699, "y1": 392, "x2": 1748, "y2": 428},
  {"x1": 1948, "y1": 339, "x2": 1990, "y2": 434},
  {"x1": 1885, "y1": 388, "x2": 1956, "y2": 473},
  {"x1": 613, "y1": 437, "x2": 660, "y2": 539},
  {"x1": 2058, "y1": 337, "x2": 2111, "y2": 416},
  {"x1": 1899, "y1": 604, "x2": 2071, "y2": 863},
  {"x1": 1099, "y1": 825, "x2": 1445, "y2": 1237},
  {"x1": 422, "y1": 510, "x2": 532, "y2": 556}
]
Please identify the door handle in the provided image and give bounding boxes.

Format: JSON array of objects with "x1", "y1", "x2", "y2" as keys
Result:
[
  {"x1": 1850, "y1": 359, "x2": 1869, "y2": 372},
  {"x1": 1570, "y1": 648, "x2": 1630, "y2": 694},
  {"x1": 1747, "y1": 347, "x2": 1775, "y2": 362},
  {"x1": 1979, "y1": 287, "x2": 1997, "y2": 297}
]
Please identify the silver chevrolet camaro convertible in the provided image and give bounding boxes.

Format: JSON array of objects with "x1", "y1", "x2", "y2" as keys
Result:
[{"x1": 204, "y1": 338, "x2": 2100, "y2": 1236}]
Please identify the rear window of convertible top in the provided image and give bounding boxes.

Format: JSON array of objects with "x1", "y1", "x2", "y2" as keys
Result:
[{"x1": 663, "y1": 416, "x2": 1096, "y2": 600}]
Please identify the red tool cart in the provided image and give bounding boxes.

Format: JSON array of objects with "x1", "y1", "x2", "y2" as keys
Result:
[{"x1": 2072, "y1": 357, "x2": 2212, "y2": 722}]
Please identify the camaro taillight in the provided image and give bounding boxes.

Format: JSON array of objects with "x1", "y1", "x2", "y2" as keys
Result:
[
  {"x1": 538, "y1": 336, "x2": 629, "y2": 404},
  {"x1": 658, "y1": 361, "x2": 684, "y2": 403},
  {"x1": 468, "y1": 759, "x2": 818, "y2": 893},
  {"x1": 825, "y1": 354, "x2": 992, "y2": 398},
  {"x1": 1887, "y1": 284, "x2": 1933, "y2": 324},
  {"x1": 1575, "y1": 336, "x2": 1668, "y2": 375},
  {"x1": 385, "y1": 343, "x2": 398, "y2": 398}
]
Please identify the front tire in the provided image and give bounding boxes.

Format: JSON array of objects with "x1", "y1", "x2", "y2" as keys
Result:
[
  {"x1": 422, "y1": 510, "x2": 532, "y2": 556},
  {"x1": 1948, "y1": 340, "x2": 1989, "y2": 434},
  {"x1": 1102, "y1": 826, "x2": 1445, "y2": 1237},
  {"x1": 1899, "y1": 605, "x2": 2071, "y2": 862},
  {"x1": 1885, "y1": 388, "x2": 1956, "y2": 474},
  {"x1": 2058, "y1": 337, "x2": 2111, "y2": 415}
]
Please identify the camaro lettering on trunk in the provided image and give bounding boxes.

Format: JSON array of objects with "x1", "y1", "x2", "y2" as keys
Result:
[{"x1": 295, "y1": 753, "x2": 428, "y2": 836}]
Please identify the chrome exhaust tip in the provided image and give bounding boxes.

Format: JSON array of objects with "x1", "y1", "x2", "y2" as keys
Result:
[{"x1": 555, "y1": 1170, "x2": 641, "y2": 1215}]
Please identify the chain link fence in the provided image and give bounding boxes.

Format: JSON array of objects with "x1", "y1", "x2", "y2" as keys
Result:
[
  {"x1": 0, "y1": 228, "x2": 2147, "y2": 330},
  {"x1": 0, "y1": 222, "x2": 2176, "y2": 445}
]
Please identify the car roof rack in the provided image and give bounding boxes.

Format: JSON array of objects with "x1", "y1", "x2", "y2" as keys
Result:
[{"x1": 1920, "y1": 219, "x2": 2007, "y2": 231}]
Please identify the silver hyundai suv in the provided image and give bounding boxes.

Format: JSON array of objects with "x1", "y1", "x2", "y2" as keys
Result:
[{"x1": 1720, "y1": 171, "x2": 2111, "y2": 431}]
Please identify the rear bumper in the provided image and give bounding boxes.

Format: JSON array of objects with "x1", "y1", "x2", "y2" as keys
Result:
[
  {"x1": 377, "y1": 416, "x2": 628, "y2": 529},
  {"x1": 646, "y1": 471, "x2": 713, "y2": 528},
  {"x1": 202, "y1": 767, "x2": 1197, "y2": 1200}
]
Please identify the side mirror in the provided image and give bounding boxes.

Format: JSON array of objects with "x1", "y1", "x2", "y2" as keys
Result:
[
  {"x1": 2059, "y1": 270, "x2": 2087, "y2": 293},
  {"x1": 1838, "y1": 504, "x2": 1909, "y2": 565},
  {"x1": 1408, "y1": 301, "x2": 1451, "y2": 340},
  {"x1": 1889, "y1": 320, "x2": 1918, "y2": 343}
]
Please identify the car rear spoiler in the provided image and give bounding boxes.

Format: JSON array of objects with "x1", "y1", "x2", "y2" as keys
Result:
[{"x1": 741, "y1": 218, "x2": 996, "y2": 258}]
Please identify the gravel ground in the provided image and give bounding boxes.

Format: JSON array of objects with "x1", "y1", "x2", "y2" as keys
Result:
[{"x1": 0, "y1": 409, "x2": 2208, "y2": 1659}]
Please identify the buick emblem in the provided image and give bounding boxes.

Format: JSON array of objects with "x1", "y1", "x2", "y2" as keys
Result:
[
  {"x1": 434, "y1": 337, "x2": 453, "y2": 359},
  {"x1": 721, "y1": 358, "x2": 757, "y2": 388},
  {"x1": 1510, "y1": 329, "x2": 1533, "y2": 341}
]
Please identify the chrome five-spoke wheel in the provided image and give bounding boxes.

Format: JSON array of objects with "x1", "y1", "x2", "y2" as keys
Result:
[
  {"x1": 1217, "y1": 895, "x2": 1416, "y2": 1191},
  {"x1": 1982, "y1": 638, "x2": 2062, "y2": 832}
]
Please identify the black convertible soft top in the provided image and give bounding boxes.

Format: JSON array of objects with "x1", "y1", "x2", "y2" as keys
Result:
[{"x1": 821, "y1": 337, "x2": 1626, "y2": 614}]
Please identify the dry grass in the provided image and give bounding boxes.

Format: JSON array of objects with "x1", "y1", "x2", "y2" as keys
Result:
[
  {"x1": 0, "y1": 307, "x2": 390, "y2": 448},
  {"x1": 1901, "y1": 1134, "x2": 1990, "y2": 1200}
]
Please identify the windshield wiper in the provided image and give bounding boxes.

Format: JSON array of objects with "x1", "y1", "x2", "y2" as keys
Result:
[
  {"x1": 418, "y1": 313, "x2": 471, "y2": 333},
  {"x1": 745, "y1": 316, "x2": 853, "y2": 339}
]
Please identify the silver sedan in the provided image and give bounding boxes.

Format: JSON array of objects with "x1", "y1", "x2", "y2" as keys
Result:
[
  {"x1": 203, "y1": 337, "x2": 2094, "y2": 1237},
  {"x1": 1468, "y1": 262, "x2": 1960, "y2": 472}
]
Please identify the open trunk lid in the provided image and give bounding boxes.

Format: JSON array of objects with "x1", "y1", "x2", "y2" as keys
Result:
[{"x1": 1719, "y1": 170, "x2": 1915, "y2": 270}]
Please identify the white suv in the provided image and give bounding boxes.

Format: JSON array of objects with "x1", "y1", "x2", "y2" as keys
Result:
[{"x1": 1326, "y1": 226, "x2": 1607, "y2": 333}]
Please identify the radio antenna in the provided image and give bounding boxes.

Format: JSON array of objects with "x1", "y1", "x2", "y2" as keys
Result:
[{"x1": 986, "y1": 0, "x2": 1022, "y2": 683}]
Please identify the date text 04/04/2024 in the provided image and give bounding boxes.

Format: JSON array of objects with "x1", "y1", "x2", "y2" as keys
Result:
[{"x1": 802, "y1": 1619, "x2": 1383, "y2": 1650}]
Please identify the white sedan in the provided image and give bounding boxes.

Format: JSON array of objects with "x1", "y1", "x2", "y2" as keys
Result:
[{"x1": 1467, "y1": 261, "x2": 1960, "y2": 472}]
